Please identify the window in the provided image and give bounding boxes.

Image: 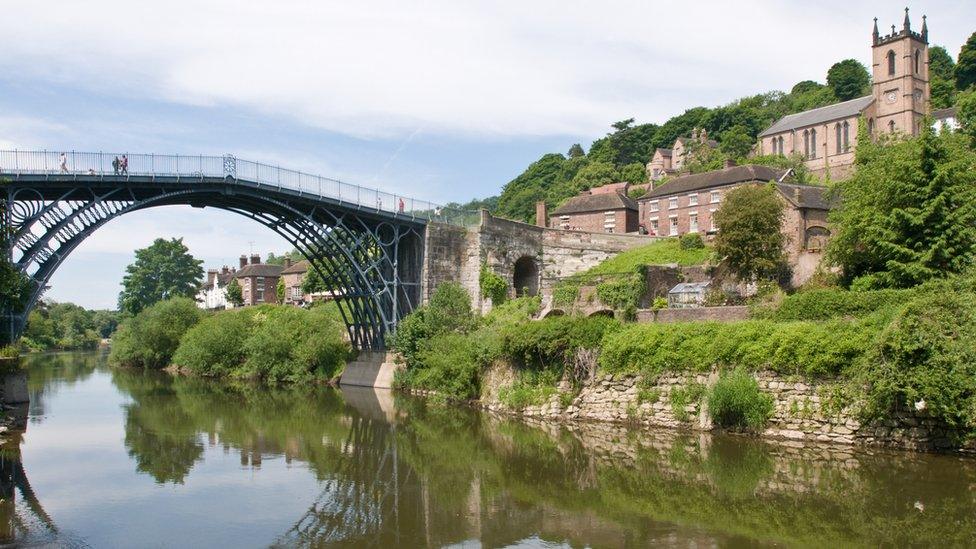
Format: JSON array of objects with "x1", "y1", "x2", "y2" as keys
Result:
[
  {"x1": 256, "y1": 277, "x2": 265, "y2": 291},
  {"x1": 669, "y1": 216, "x2": 678, "y2": 236},
  {"x1": 710, "y1": 191, "x2": 721, "y2": 204},
  {"x1": 810, "y1": 128, "x2": 817, "y2": 159},
  {"x1": 688, "y1": 193, "x2": 698, "y2": 206},
  {"x1": 914, "y1": 49, "x2": 920, "y2": 74},
  {"x1": 777, "y1": 136, "x2": 784, "y2": 155},
  {"x1": 803, "y1": 130, "x2": 810, "y2": 159},
  {"x1": 887, "y1": 50, "x2": 896, "y2": 76},
  {"x1": 290, "y1": 286, "x2": 302, "y2": 299},
  {"x1": 649, "y1": 219, "x2": 659, "y2": 236},
  {"x1": 835, "y1": 123, "x2": 842, "y2": 154},
  {"x1": 603, "y1": 211, "x2": 615, "y2": 233},
  {"x1": 709, "y1": 208, "x2": 717, "y2": 231},
  {"x1": 649, "y1": 200, "x2": 659, "y2": 212},
  {"x1": 689, "y1": 213, "x2": 699, "y2": 233},
  {"x1": 842, "y1": 121, "x2": 850, "y2": 151},
  {"x1": 889, "y1": 120, "x2": 896, "y2": 133},
  {"x1": 668, "y1": 197, "x2": 678, "y2": 209},
  {"x1": 868, "y1": 118, "x2": 875, "y2": 135}
]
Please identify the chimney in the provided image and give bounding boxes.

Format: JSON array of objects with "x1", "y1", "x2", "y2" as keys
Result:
[
  {"x1": 221, "y1": 266, "x2": 229, "y2": 274},
  {"x1": 724, "y1": 158, "x2": 737, "y2": 168},
  {"x1": 284, "y1": 258, "x2": 292, "y2": 268},
  {"x1": 535, "y1": 201, "x2": 548, "y2": 228},
  {"x1": 250, "y1": 254, "x2": 261, "y2": 265},
  {"x1": 239, "y1": 255, "x2": 248, "y2": 269}
]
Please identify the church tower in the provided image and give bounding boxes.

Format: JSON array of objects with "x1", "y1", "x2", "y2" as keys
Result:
[{"x1": 870, "y1": 8, "x2": 929, "y2": 136}]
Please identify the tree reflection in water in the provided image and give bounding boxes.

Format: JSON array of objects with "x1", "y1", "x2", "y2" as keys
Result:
[{"x1": 7, "y1": 352, "x2": 976, "y2": 547}]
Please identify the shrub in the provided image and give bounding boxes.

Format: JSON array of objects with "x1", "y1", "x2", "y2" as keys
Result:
[
  {"x1": 652, "y1": 297, "x2": 668, "y2": 310},
  {"x1": 479, "y1": 263, "x2": 508, "y2": 305},
  {"x1": 240, "y1": 306, "x2": 350, "y2": 382},
  {"x1": 670, "y1": 383, "x2": 706, "y2": 421},
  {"x1": 679, "y1": 233, "x2": 705, "y2": 250},
  {"x1": 0, "y1": 344, "x2": 20, "y2": 359},
  {"x1": 402, "y1": 332, "x2": 481, "y2": 400},
  {"x1": 498, "y1": 369, "x2": 559, "y2": 410},
  {"x1": 483, "y1": 296, "x2": 541, "y2": 326},
  {"x1": 109, "y1": 297, "x2": 203, "y2": 369},
  {"x1": 760, "y1": 288, "x2": 914, "y2": 321},
  {"x1": 171, "y1": 308, "x2": 256, "y2": 376},
  {"x1": 391, "y1": 282, "x2": 476, "y2": 365},
  {"x1": 595, "y1": 272, "x2": 644, "y2": 310},
  {"x1": 707, "y1": 368, "x2": 774, "y2": 430},
  {"x1": 500, "y1": 315, "x2": 620, "y2": 370}
]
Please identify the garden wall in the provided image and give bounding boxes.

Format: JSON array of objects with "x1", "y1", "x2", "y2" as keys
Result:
[
  {"x1": 635, "y1": 306, "x2": 750, "y2": 324},
  {"x1": 482, "y1": 367, "x2": 976, "y2": 453}
]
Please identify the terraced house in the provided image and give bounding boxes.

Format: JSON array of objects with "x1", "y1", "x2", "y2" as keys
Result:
[{"x1": 233, "y1": 254, "x2": 284, "y2": 306}]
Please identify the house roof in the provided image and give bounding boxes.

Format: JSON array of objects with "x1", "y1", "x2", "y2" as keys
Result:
[
  {"x1": 655, "y1": 148, "x2": 673, "y2": 157},
  {"x1": 552, "y1": 191, "x2": 637, "y2": 215},
  {"x1": 234, "y1": 263, "x2": 285, "y2": 278},
  {"x1": 640, "y1": 165, "x2": 786, "y2": 199},
  {"x1": 932, "y1": 107, "x2": 957, "y2": 120},
  {"x1": 281, "y1": 259, "x2": 309, "y2": 274},
  {"x1": 775, "y1": 183, "x2": 832, "y2": 210},
  {"x1": 759, "y1": 95, "x2": 874, "y2": 137}
]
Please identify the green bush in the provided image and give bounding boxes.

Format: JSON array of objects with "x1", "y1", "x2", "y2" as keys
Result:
[
  {"x1": 171, "y1": 308, "x2": 257, "y2": 376},
  {"x1": 854, "y1": 286, "x2": 976, "y2": 436},
  {"x1": 109, "y1": 297, "x2": 203, "y2": 369},
  {"x1": 500, "y1": 315, "x2": 620, "y2": 369},
  {"x1": 759, "y1": 288, "x2": 914, "y2": 321},
  {"x1": 707, "y1": 368, "x2": 774, "y2": 430},
  {"x1": 401, "y1": 332, "x2": 481, "y2": 400},
  {"x1": 479, "y1": 263, "x2": 508, "y2": 305},
  {"x1": 483, "y1": 296, "x2": 541, "y2": 326},
  {"x1": 679, "y1": 233, "x2": 705, "y2": 250},
  {"x1": 391, "y1": 281, "x2": 476, "y2": 365},
  {"x1": 240, "y1": 306, "x2": 350, "y2": 382},
  {"x1": 670, "y1": 383, "x2": 706, "y2": 421},
  {"x1": 498, "y1": 369, "x2": 559, "y2": 409},
  {"x1": 595, "y1": 272, "x2": 644, "y2": 310}
]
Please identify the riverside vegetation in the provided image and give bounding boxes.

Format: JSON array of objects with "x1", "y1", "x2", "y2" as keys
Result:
[{"x1": 109, "y1": 297, "x2": 351, "y2": 383}]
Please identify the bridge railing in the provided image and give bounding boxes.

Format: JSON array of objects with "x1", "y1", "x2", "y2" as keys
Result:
[{"x1": 0, "y1": 150, "x2": 477, "y2": 226}]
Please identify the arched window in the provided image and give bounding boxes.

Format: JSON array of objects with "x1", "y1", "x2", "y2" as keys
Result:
[
  {"x1": 778, "y1": 136, "x2": 784, "y2": 155},
  {"x1": 914, "y1": 50, "x2": 921, "y2": 74},
  {"x1": 842, "y1": 121, "x2": 850, "y2": 151},
  {"x1": 868, "y1": 118, "x2": 875, "y2": 135},
  {"x1": 810, "y1": 128, "x2": 817, "y2": 159},
  {"x1": 887, "y1": 50, "x2": 896, "y2": 76},
  {"x1": 803, "y1": 130, "x2": 810, "y2": 159},
  {"x1": 835, "y1": 123, "x2": 842, "y2": 154},
  {"x1": 888, "y1": 120, "x2": 896, "y2": 133}
]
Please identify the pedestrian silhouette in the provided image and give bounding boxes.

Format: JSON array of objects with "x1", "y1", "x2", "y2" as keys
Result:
[
  {"x1": 112, "y1": 156, "x2": 120, "y2": 175},
  {"x1": 121, "y1": 155, "x2": 128, "y2": 175},
  {"x1": 59, "y1": 153, "x2": 68, "y2": 173}
]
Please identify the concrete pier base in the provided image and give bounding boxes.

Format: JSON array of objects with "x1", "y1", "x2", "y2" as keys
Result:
[{"x1": 339, "y1": 352, "x2": 401, "y2": 389}]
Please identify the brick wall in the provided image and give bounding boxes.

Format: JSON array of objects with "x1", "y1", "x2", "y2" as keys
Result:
[{"x1": 549, "y1": 208, "x2": 637, "y2": 234}]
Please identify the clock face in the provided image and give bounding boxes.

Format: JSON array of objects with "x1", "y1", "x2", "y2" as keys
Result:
[{"x1": 886, "y1": 91, "x2": 898, "y2": 104}]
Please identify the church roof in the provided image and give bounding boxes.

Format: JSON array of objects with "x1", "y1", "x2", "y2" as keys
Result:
[
  {"x1": 759, "y1": 95, "x2": 874, "y2": 137},
  {"x1": 640, "y1": 165, "x2": 787, "y2": 199},
  {"x1": 552, "y1": 192, "x2": 637, "y2": 215}
]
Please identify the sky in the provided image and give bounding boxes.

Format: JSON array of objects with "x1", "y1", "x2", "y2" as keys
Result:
[{"x1": 0, "y1": 0, "x2": 972, "y2": 309}]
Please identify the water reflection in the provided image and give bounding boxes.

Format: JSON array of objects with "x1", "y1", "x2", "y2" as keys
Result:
[{"x1": 5, "y1": 352, "x2": 976, "y2": 547}]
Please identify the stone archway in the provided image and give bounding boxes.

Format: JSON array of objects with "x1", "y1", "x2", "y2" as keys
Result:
[{"x1": 512, "y1": 255, "x2": 540, "y2": 298}]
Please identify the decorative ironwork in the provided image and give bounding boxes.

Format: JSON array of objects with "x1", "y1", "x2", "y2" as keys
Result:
[{"x1": 0, "y1": 150, "x2": 460, "y2": 349}]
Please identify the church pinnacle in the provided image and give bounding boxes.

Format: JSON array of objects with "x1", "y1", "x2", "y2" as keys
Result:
[{"x1": 903, "y1": 7, "x2": 911, "y2": 32}]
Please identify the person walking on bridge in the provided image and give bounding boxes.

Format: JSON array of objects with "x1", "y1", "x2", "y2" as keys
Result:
[
  {"x1": 59, "y1": 153, "x2": 68, "y2": 173},
  {"x1": 121, "y1": 155, "x2": 128, "y2": 176},
  {"x1": 112, "y1": 156, "x2": 120, "y2": 175}
]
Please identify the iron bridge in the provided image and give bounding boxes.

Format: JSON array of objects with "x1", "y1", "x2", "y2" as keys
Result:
[{"x1": 0, "y1": 151, "x2": 471, "y2": 349}]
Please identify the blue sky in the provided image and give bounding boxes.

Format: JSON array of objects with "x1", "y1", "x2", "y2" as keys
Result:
[{"x1": 0, "y1": 1, "x2": 971, "y2": 309}]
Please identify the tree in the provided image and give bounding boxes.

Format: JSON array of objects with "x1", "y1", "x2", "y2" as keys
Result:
[
  {"x1": 301, "y1": 266, "x2": 329, "y2": 295},
  {"x1": 955, "y1": 32, "x2": 976, "y2": 91},
  {"x1": 718, "y1": 125, "x2": 755, "y2": 159},
  {"x1": 826, "y1": 59, "x2": 870, "y2": 101},
  {"x1": 276, "y1": 277, "x2": 285, "y2": 303},
  {"x1": 567, "y1": 143, "x2": 585, "y2": 158},
  {"x1": 225, "y1": 278, "x2": 244, "y2": 307},
  {"x1": 713, "y1": 183, "x2": 786, "y2": 281},
  {"x1": 790, "y1": 80, "x2": 824, "y2": 95},
  {"x1": 618, "y1": 162, "x2": 647, "y2": 184},
  {"x1": 568, "y1": 161, "x2": 619, "y2": 191},
  {"x1": 827, "y1": 123, "x2": 976, "y2": 289},
  {"x1": 929, "y1": 45, "x2": 958, "y2": 109},
  {"x1": 118, "y1": 238, "x2": 203, "y2": 315},
  {"x1": 957, "y1": 89, "x2": 976, "y2": 143}
]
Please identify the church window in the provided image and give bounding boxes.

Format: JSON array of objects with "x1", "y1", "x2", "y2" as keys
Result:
[
  {"x1": 868, "y1": 118, "x2": 875, "y2": 135},
  {"x1": 888, "y1": 120, "x2": 896, "y2": 133},
  {"x1": 842, "y1": 121, "x2": 850, "y2": 151},
  {"x1": 835, "y1": 123, "x2": 842, "y2": 154},
  {"x1": 810, "y1": 129, "x2": 817, "y2": 159},
  {"x1": 887, "y1": 50, "x2": 896, "y2": 76},
  {"x1": 777, "y1": 136, "x2": 784, "y2": 156},
  {"x1": 914, "y1": 50, "x2": 920, "y2": 74},
  {"x1": 803, "y1": 130, "x2": 810, "y2": 159}
]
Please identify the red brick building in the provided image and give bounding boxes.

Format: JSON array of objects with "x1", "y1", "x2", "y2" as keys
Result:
[
  {"x1": 548, "y1": 182, "x2": 639, "y2": 234},
  {"x1": 234, "y1": 254, "x2": 285, "y2": 306},
  {"x1": 637, "y1": 164, "x2": 831, "y2": 257}
]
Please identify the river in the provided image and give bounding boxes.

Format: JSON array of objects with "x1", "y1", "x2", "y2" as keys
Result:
[{"x1": 1, "y1": 351, "x2": 975, "y2": 547}]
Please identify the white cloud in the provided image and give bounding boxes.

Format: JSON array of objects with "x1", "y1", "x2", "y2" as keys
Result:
[{"x1": 4, "y1": 1, "x2": 966, "y2": 140}]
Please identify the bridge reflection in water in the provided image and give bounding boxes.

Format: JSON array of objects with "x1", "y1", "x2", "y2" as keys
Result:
[{"x1": 7, "y1": 352, "x2": 976, "y2": 547}]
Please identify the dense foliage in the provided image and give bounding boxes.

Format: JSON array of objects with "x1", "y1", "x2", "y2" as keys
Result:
[
  {"x1": 825, "y1": 59, "x2": 871, "y2": 101},
  {"x1": 713, "y1": 183, "x2": 786, "y2": 282},
  {"x1": 109, "y1": 297, "x2": 203, "y2": 369},
  {"x1": 479, "y1": 264, "x2": 508, "y2": 305},
  {"x1": 118, "y1": 238, "x2": 204, "y2": 315},
  {"x1": 225, "y1": 278, "x2": 244, "y2": 307},
  {"x1": 956, "y1": 31, "x2": 976, "y2": 91},
  {"x1": 707, "y1": 368, "x2": 774, "y2": 430},
  {"x1": 21, "y1": 301, "x2": 120, "y2": 351},
  {"x1": 828, "y1": 124, "x2": 976, "y2": 289}
]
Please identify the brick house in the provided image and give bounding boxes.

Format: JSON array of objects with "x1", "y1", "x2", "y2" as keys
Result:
[
  {"x1": 281, "y1": 259, "x2": 310, "y2": 306},
  {"x1": 645, "y1": 130, "x2": 719, "y2": 182},
  {"x1": 233, "y1": 254, "x2": 285, "y2": 306},
  {"x1": 548, "y1": 182, "x2": 639, "y2": 234},
  {"x1": 637, "y1": 164, "x2": 831, "y2": 259}
]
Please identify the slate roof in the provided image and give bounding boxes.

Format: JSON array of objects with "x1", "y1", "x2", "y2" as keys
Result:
[
  {"x1": 640, "y1": 165, "x2": 786, "y2": 199},
  {"x1": 655, "y1": 148, "x2": 673, "y2": 157},
  {"x1": 775, "y1": 183, "x2": 832, "y2": 210},
  {"x1": 235, "y1": 263, "x2": 285, "y2": 278},
  {"x1": 281, "y1": 259, "x2": 309, "y2": 275},
  {"x1": 552, "y1": 192, "x2": 637, "y2": 215},
  {"x1": 932, "y1": 107, "x2": 957, "y2": 120},
  {"x1": 759, "y1": 95, "x2": 874, "y2": 137}
]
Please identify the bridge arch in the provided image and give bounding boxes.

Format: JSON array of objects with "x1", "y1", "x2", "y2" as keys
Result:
[{"x1": 0, "y1": 152, "x2": 451, "y2": 349}]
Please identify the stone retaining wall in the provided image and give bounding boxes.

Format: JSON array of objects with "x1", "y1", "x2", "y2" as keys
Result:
[
  {"x1": 635, "y1": 305, "x2": 750, "y2": 324},
  {"x1": 483, "y1": 366, "x2": 975, "y2": 453}
]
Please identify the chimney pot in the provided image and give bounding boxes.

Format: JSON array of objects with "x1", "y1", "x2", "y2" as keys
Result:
[
  {"x1": 239, "y1": 255, "x2": 247, "y2": 268},
  {"x1": 250, "y1": 254, "x2": 261, "y2": 265},
  {"x1": 284, "y1": 258, "x2": 292, "y2": 268}
]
